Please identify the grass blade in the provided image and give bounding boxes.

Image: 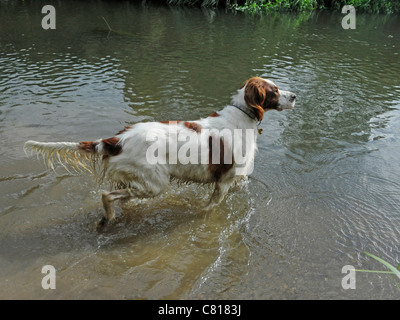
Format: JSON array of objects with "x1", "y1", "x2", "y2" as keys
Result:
[
  {"x1": 354, "y1": 269, "x2": 394, "y2": 274},
  {"x1": 364, "y1": 252, "x2": 400, "y2": 280},
  {"x1": 390, "y1": 274, "x2": 400, "y2": 292}
]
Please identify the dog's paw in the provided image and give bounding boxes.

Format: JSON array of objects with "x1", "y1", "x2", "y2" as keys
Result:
[{"x1": 96, "y1": 215, "x2": 109, "y2": 231}]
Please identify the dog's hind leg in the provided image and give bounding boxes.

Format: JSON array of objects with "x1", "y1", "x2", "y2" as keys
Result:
[
  {"x1": 203, "y1": 180, "x2": 233, "y2": 211},
  {"x1": 98, "y1": 186, "x2": 162, "y2": 227}
]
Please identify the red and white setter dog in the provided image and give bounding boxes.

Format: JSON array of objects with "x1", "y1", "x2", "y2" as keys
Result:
[{"x1": 24, "y1": 77, "x2": 296, "y2": 226}]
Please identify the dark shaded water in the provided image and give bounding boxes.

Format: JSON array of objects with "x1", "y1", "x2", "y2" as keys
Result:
[{"x1": 0, "y1": 1, "x2": 399, "y2": 299}]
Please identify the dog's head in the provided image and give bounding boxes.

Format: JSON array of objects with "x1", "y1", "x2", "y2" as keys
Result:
[{"x1": 232, "y1": 77, "x2": 296, "y2": 121}]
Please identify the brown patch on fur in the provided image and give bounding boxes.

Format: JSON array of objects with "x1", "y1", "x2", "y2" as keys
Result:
[
  {"x1": 102, "y1": 137, "x2": 122, "y2": 157},
  {"x1": 243, "y1": 77, "x2": 280, "y2": 121},
  {"x1": 208, "y1": 135, "x2": 234, "y2": 182},
  {"x1": 79, "y1": 138, "x2": 121, "y2": 161},
  {"x1": 208, "y1": 111, "x2": 220, "y2": 117},
  {"x1": 263, "y1": 83, "x2": 280, "y2": 111},
  {"x1": 115, "y1": 126, "x2": 132, "y2": 136},
  {"x1": 184, "y1": 121, "x2": 202, "y2": 133},
  {"x1": 160, "y1": 120, "x2": 181, "y2": 124},
  {"x1": 78, "y1": 141, "x2": 99, "y2": 153}
]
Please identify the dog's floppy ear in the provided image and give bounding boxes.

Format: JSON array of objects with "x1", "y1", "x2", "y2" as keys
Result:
[{"x1": 244, "y1": 77, "x2": 267, "y2": 121}]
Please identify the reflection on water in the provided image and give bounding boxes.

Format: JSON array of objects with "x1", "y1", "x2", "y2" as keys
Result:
[{"x1": 0, "y1": 1, "x2": 399, "y2": 299}]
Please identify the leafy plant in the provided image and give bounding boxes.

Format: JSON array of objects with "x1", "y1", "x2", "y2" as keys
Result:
[{"x1": 233, "y1": 0, "x2": 319, "y2": 13}]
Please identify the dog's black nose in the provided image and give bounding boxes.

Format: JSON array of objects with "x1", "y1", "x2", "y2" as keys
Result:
[{"x1": 291, "y1": 94, "x2": 296, "y2": 101}]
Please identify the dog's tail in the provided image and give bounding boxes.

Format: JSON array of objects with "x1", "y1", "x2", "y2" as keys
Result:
[{"x1": 24, "y1": 137, "x2": 121, "y2": 176}]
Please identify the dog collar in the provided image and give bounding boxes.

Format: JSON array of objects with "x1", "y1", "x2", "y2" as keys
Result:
[{"x1": 231, "y1": 104, "x2": 259, "y2": 122}]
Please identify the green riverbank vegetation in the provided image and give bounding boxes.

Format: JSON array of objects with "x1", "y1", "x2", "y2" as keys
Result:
[{"x1": 164, "y1": 0, "x2": 400, "y2": 14}]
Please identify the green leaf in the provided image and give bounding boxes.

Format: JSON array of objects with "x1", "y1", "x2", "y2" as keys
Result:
[{"x1": 364, "y1": 252, "x2": 400, "y2": 280}]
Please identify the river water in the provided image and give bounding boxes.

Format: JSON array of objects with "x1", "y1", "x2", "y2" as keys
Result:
[{"x1": 0, "y1": 1, "x2": 399, "y2": 299}]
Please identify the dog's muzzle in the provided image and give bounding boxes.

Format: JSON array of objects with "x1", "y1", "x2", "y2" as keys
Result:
[{"x1": 278, "y1": 90, "x2": 296, "y2": 110}]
